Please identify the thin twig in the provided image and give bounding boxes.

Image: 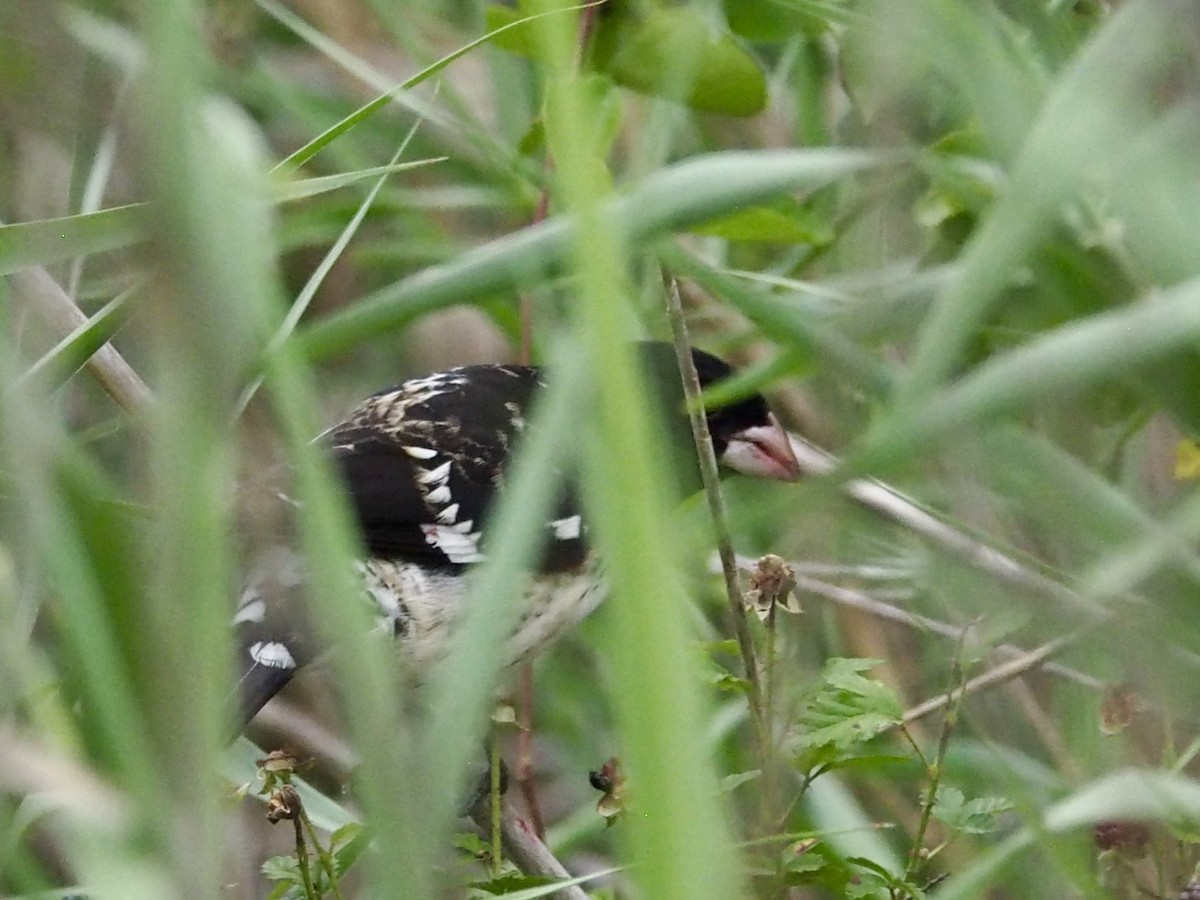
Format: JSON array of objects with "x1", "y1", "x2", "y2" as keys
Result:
[
  {"x1": 904, "y1": 646, "x2": 966, "y2": 884},
  {"x1": 663, "y1": 280, "x2": 767, "y2": 746},
  {"x1": 718, "y1": 553, "x2": 1101, "y2": 689},
  {"x1": 785, "y1": 434, "x2": 1108, "y2": 621},
  {"x1": 768, "y1": 563, "x2": 1102, "y2": 691},
  {"x1": 901, "y1": 632, "x2": 1083, "y2": 725},
  {"x1": 8, "y1": 266, "x2": 154, "y2": 414}
]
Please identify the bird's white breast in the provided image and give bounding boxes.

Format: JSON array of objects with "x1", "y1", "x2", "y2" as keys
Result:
[{"x1": 357, "y1": 558, "x2": 606, "y2": 676}]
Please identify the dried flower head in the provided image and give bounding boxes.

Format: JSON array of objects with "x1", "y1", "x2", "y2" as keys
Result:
[
  {"x1": 744, "y1": 554, "x2": 800, "y2": 621},
  {"x1": 1100, "y1": 682, "x2": 1144, "y2": 736},
  {"x1": 589, "y1": 757, "x2": 626, "y2": 825},
  {"x1": 265, "y1": 784, "x2": 302, "y2": 824}
]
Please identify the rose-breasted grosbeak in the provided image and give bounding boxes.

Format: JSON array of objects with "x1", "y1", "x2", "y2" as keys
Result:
[{"x1": 232, "y1": 341, "x2": 799, "y2": 730}]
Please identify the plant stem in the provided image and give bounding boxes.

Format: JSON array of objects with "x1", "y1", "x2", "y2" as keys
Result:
[
  {"x1": 491, "y1": 739, "x2": 504, "y2": 876},
  {"x1": 663, "y1": 280, "x2": 768, "y2": 762},
  {"x1": 292, "y1": 814, "x2": 318, "y2": 900},
  {"x1": 904, "y1": 654, "x2": 965, "y2": 885},
  {"x1": 302, "y1": 807, "x2": 344, "y2": 900}
]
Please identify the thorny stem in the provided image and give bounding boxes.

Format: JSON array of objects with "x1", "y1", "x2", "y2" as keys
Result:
[
  {"x1": 491, "y1": 739, "x2": 504, "y2": 876},
  {"x1": 763, "y1": 606, "x2": 784, "y2": 895},
  {"x1": 663, "y1": 280, "x2": 769, "y2": 763},
  {"x1": 904, "y1": 652, "x2": 966, "y2": 886},
  {"x1": 301, "y1": 806, "x2": 344, "y2": 900},
  {"x1": 292, "y1": 814, "x2": 318, "y2": 900}
]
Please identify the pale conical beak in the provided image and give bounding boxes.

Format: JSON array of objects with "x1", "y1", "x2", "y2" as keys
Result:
[{"x1": 720, "y1": 413, "x2": 802, "y2": 482}]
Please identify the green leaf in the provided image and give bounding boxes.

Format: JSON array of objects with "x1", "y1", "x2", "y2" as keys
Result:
[
  {"x1": 0, "y1": 205, "x2": 144, "y2": 275},
  {"x1": 261, "y1": 854, "x2": 303, "y2": 886},
  {"x1": 300, "y1": 148, "x2": 887, "y2": 360},
  {"x1": 690, "y1": 197, "x2": 835, "y2": 244},
  {"x1": 724, "y1": 0, "x2": 856, "y2": 42},
  {"x1": 932, "y1": 786, "x2": 1014, "y2": 836},
  {"x1": 471, "y1": 872, "x2": 556, "y2": 895},
  {"x1": 721, "y1": 770, "x2": 762, "y2": 794},
  {"x1": 331, "y1": 822, "x2": 371, "y2": 875},
  {"x1": 271, "y1": 159, "x2": 446, "y2": 202},
  {"x1": 710, "y1": 672, "x2": 752, "y2": 694},
  {"x1": 847, "y1": 856, "x2": 924, "y2": 898},
  {"x1": 273, "y1": 3, "x2": 588, "y2": 172},
  {"x1": 14, "y1": 288, "x2": 135, "y2": 398},
  {"x1": 483, "y1": 3, "x2": 536, "y2": 57},
  {"x1": 854, "y1": 273, "x2": 1200, "y2": 476},
  {"x1": 596, "y1": 6, "x2": 767, "y2": 116},
  {"x1": 788, "y1": 658, "x2": 903, "y2": 769},
  {"x1": 0, "y1": 163, "x2": 438, "y2": 275}
]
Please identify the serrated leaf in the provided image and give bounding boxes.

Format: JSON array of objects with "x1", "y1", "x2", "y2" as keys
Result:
[
  {"x1": 789, "y1": 659, "x2": 902, "y2": 765},
  {"x1": 261, "y1": 854, "x2": 303, "y2": 884},
  {"x1": 932, "y1": 786, "x2": 1014, "y2": 835}
]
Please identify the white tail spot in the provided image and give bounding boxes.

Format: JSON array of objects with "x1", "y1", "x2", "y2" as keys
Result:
[{"x1": 249, "y1": 641, "x2": 296, "y2": 670}]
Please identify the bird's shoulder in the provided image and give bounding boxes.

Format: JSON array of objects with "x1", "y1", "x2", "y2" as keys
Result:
[{"x1": 323, "y1": 364, "x2": 556, "y2": 566}]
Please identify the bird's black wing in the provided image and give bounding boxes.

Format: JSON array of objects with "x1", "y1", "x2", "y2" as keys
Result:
[{"x1": 325, "y1": 363, "x2": 587, "y2": 573}]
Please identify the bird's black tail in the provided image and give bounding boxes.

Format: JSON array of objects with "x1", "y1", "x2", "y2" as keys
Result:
[{"x1": 227, "y1": 546, "x2": 308, "y2": 737}]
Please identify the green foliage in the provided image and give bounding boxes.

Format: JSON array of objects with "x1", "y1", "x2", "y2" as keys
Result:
[
  {"x1": 788, "y1": 658, "x2": 903, "y2": 774},
  {"x1": 486, "y1": 1, "x2": 767, "y2": 115},
  {"x1": 931, "y1": 786, "x2": 1013, "y2": 837},
  {"x1": 7, "y1": 0, "x2": 1200, "y2": 898}
]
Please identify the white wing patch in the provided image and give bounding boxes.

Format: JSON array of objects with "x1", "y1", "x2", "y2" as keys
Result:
[
  {"x1": 416, "y1": 460, "x2": 452, "y2": 485},
  {"x1": 421, "y1": 523, "x2": 485, "y2": 564},
  {"x1": 249, "y1": 641, "x2": 296, "y2": 670},
  {"x1": 549, "y1": 515, "x2": 582, "y2": 540},
  {"x1": 403, "y1": 445, "x2": 437, "y2": 460},
  {"x1": 232, "y1": 596, "x2": 266, "y2": 625}
]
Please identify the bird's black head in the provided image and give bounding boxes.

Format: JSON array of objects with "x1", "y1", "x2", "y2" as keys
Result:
[{"x1": 637, "y1": 341, "x2": 800, "y2": 483}]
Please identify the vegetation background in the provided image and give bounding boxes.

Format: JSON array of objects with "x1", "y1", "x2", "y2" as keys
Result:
[{"x1": 3, "y1": 0, "x2": 1200, "y2": 897}]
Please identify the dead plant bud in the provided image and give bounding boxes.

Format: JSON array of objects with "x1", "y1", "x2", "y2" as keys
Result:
[
  {"x1": 589, "y1": 757, "x2": 626, "y2": 825},
  {"x1": 744, "y1": 554, "x2": 800, "y2": 621},
  {"x1": 256, "y1": 749, "x2": 298, "y2": 776},
  {"x1": 265, "y1": 784, "x2": 302, "y2": 824},
  {"x1": 1100, "y1": 682, "x2": 1144, "y2": 736}
]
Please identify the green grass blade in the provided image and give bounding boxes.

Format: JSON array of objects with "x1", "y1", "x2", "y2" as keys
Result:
[{"x1": 300, "y1": 148, "x2": 888, "y2": 360}]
